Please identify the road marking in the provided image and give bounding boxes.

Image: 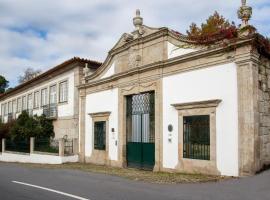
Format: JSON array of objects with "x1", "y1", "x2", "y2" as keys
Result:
[{"x1": 12, "y1": 181, "x2": 90, "y2": 200}]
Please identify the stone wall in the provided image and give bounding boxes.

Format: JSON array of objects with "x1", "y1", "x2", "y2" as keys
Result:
[{"x1": 258, "y1": 56, "x2": 270, "y2": 167}]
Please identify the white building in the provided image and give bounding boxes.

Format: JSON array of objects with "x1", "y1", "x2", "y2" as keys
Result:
[{"x1": 0, "y1": 57, "x2": 101, "y2": 139}]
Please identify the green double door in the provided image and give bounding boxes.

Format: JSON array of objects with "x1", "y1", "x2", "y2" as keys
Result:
[{"x1": 126, "y1": 92, "x2": 155, "y2": 170}]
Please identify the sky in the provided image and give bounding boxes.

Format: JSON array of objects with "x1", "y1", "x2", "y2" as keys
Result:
[{"x1": 0, "y1": 0, "x2": 269, "y2": 88}]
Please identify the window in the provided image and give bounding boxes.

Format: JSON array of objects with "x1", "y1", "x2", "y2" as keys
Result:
[
  {"x1": 4, "y1": 103, "x2": 7, "y2": 115},
  {"x1": 34, "y1": 91, "x2": 40, "y2": 109},
  {"x1": 28, "y1": 94, "x2": 33, "y2": 110},
  {"x1": 59, "y1": 81, "x2": 68, "y2": 103},
  {"x1": 17, "y1": 97, "x2": 22, "y2": 112},
  {"x1": 49, "y1": 85, "x2": 57, "y2": 104},
  {"x1": 1, "y1": 104, "x2": 5, "y2": 117},
  {"x1": 8, "y1": 101, "x2": 12, "y2": 114},
  {"x1": 183, "y1": 115, "x2": 210, "y2": 160},
  {"x1": 12, "y1": 100, "x2": 16, "y2": 114},
  {"x1": 41, "y1": 88, "x2": 48, "y2": 106},
  {"x1": 94, "y1": 121, "x2": 106, "y2": 150},
  {"x1": 22, "y1": 96, "x2": 27, "y2": 111}
]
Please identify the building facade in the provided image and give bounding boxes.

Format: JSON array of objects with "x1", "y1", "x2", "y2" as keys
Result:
[
  {"x1": 0, "y1": 57, "x2": 101, "y2": 139},
  {"x1": 78, "y1": 9, "x2": 270, "y2": 177},
  {"x1": 1, "y1": 2, "x2": 270, "y2": 177}
]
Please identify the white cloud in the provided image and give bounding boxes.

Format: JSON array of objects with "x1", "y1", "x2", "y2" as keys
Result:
[{"x1": 0, "y1": 0, "x2": 269, "y2": 87}]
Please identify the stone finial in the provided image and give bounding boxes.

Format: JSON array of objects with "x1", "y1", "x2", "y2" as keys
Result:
[
  {"x1": 238, "y1": 0, "x2": 252, "y2": 27},
  {"x1": 133, "y1": 9, "x2": 143, "y2": 29},
  {"x1": 83, "y1": 63, "x2": 90, "y2": 77}
]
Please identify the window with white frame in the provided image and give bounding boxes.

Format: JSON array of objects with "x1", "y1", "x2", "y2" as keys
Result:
[
  {"x1": 17, "y1": 97, "x2": 22, "y2": 112},
  {"x1": 12, "y1": 100, "x2": 16, "y2": 114},
  {"x1": 8, "y1": 101, "x2": 12, "y2": 114},
  {"x1": 59, "y1": 81, "x2": 68, "y2": 103},
  {"x1": 41, "y1": 88, "x2": 48, "y2": 106},
  {"x1": 28, "y1": 94, "x2": 33, "y2": 110},
  {"x1": 49, "y1": 85, "x2": 57, "y2": 104},
  {"x1": 4, "y1": 103, "x2": 7, "y2": 115},
  {"x1": 1, "y1": 104, "x2": 5, "y2": 117},
  {"x1": 22, "y1": 96, "x2": 27, "y2": 111},
  {"x1": 34, "y1": 91, "x2": 40, "y2": 108}
]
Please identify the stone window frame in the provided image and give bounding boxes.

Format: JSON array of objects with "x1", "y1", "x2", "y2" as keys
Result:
[
  {"x1": 88, "y1": 111, "x2": 111, "y2": 164},
  {"x1": 171, "y1": 99, "x2": 221, "y2": 175}
]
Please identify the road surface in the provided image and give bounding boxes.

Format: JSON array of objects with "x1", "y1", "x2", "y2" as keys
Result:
[{"x1": 0, "y1": 163, "x2": 269, "y2": 200}]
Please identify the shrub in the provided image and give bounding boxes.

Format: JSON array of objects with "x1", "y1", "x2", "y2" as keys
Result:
[
  {"x1": 186, "y1": 11, "x2": 237, "y2": 44},
  {"x1": 10, "y1": 111, "x2": 54, "y2": 140},
  {"x1": 0, "y1": 120, "x2": 15, "y2": 140}
]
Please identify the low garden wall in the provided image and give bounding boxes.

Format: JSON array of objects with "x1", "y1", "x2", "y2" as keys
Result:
[{"x1": 0, "y1": 137, "x2": 79, "y2": 164}]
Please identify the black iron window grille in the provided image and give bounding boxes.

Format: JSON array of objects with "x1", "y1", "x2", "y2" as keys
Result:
[
  {"x1": 183, "y1": 115, "x2": 210, "y2": 160},
  {"x1": 94, "y1": 121, "x2": 106, "y2": 150}
]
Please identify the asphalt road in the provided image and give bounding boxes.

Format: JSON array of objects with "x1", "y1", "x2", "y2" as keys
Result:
[{"x1": 0, "y1": 163, "x2": 269, "y2": 200}]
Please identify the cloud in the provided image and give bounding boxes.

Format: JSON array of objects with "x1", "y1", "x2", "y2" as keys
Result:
[{"x1": 0, "y1": 0, "x2": 269, "y2": 87}]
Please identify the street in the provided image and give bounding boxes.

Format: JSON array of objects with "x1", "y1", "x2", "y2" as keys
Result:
[{"x1": 0, "y1": 162, "x2": 269, "y2": 200}]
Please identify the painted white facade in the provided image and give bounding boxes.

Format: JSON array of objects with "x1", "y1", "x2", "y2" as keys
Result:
[
  {"x1": 167, "y1": 42, "x2": 197, "y2": 59},
  {"x1": 85, "y1": 88, "x2": 119, "y2": 160},
  {"x1": 0, "y1": 152, "x2": 78, "y2": 164},
  {"x1": 162, "y1": 63, "x2": 239, "y2": 176},
  {"x1": 0, "y1": 70, "x2": 75, "y2": 122},
  {"x1": 100, "y1": 62, "x2": 115, "y2": 79}
]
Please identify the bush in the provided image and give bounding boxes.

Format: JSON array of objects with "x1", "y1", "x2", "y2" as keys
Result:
[
  {"x1": 10, "y1": 111, "x2": 54, "y2": 140},
  {"x1": 0, "y1": 120, "x2": 15, "y2": 140}
]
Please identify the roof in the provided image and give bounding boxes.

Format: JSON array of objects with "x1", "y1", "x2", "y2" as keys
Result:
[{"x1": 0, "y1": 57, "x2": 102, "y2": 100}]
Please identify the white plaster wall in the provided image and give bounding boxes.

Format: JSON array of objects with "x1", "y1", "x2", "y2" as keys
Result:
[
  {"x1": 85, "y1": 88, "x2": 118, "y2": 161},
  {"x1": 167, "y1": 42, "x2": 196, "y2": 59},
  {"x1": 162, "y1": 63, "x2": 239, "y2": 176},
  {"x1": 0, "y1": 70, "x2": 75, "y2": 118},
  {"x1": 0, "y1": 152, "x2": 78, "y2": 164},
  {"x1": 100, "y1": 62, "x2": 115, "y2": 79}
]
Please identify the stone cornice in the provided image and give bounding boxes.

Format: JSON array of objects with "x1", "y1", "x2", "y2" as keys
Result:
[
  {"x1": 89, "y1": 111, "x2": 111, "y2": 118},
  {"x1": 171, "y1": 99, "x2": 222, "y2": 110},
  {"x1": 79, "y1": 38, "x2": 254, "y2": 89}
]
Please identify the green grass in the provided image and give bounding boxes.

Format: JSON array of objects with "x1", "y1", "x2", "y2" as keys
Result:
[{"x1": 19, "y1": 162, "x2": 230, "y2": 184}]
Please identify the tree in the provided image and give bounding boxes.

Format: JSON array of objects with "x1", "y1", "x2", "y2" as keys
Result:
[
  {"x1": 0, "y1": 75, "x2": 9, "y2": 94},
  {"x1": 10, "y1": 111, "x2": 54, "y2": 140},
  {"x1": 18, "y1": 68, "x2": 42, "y2": 84},
  {"x1": 186, "y1": 11, "x2": 237, "y2": 43}
]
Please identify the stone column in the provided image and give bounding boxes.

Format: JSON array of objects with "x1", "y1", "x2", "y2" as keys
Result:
[
  {"x1": 2, "y1": 139, "x2": 5, "y2": 153},
  {"x1": 236, "y1": 47, "x2": 260, "y2": 176},
  {"x1": 73, "y1": 138, "x2": 79, "y2": 155},
  {"x1": 59, "y1": 138, "x2": 65, "y2": 157},
  {"x1": 79, "y1": 89, "x2": 86, "y2": 162},
  {"x1": 30, "y1": 137, "x2": 35, "y2": 154}
]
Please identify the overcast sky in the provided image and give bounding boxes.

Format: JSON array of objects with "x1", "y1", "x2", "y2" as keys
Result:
[{"x1": 0, "y1": 0, "x2": 269, "y2": 87}]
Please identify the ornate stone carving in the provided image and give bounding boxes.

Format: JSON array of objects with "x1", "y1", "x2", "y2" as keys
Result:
[
  {"x1": 238, "y1": 0, "x2": 252, "y2": 27},
  {"x1": 83, "y1": 63, "x2": 90, "y2": 77},
  {"x1": 133, "y1": 9, "x2": 145, "y2": 37}
]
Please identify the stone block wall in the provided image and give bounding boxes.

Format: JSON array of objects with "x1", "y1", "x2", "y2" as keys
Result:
[{"x1": 258, "y1": 57, "x2": 270, "y2": 167}]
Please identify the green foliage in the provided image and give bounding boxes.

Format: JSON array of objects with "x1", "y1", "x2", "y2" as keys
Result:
[
  {"x1": 10, "y1": 111, "x2": 54, "y2": 140},
  {"x1": 0, "y1": 75, "x2": 9, "y2": 94},
  {"x1": 0, "y1": 120, "x2": 15, "y2": 139}
]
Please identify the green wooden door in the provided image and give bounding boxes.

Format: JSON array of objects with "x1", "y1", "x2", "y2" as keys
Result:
[{"x1": 126, "y1": 92, "x2": 155, "y2": 170}]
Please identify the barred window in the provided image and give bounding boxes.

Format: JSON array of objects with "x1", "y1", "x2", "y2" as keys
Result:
[
  {"x1": 17, "y1": 97, "x2": 22, "y2": 112},
  {"x1": 94, "y1": 121, "x2": 106, "y2": 150},
  {"x1": 183, "y1": 115, "x2": 210, "y2": 160},
  {"x1": 34, "y1": 91, "x2": 40, "y2": 108},
  {"x1": 49, "y1": 85, "x2": 57, "y2": 104},
  {"x1": 59, "y1": 81, "x2": 68, "y2": 103},
  {"x1": 41, "y1": 88, "x2": 48, "y2": 106}
]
